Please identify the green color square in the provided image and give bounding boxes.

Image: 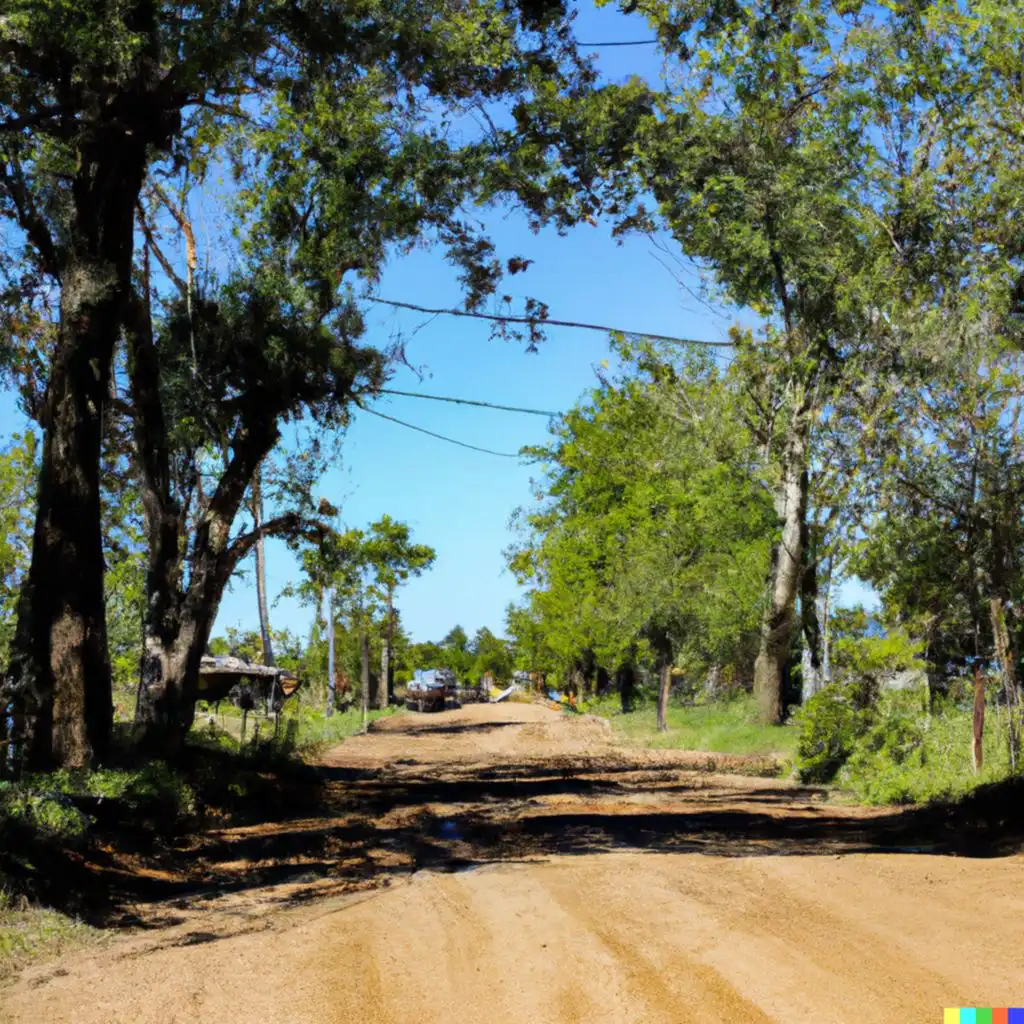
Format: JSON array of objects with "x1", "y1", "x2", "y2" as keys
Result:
[{"x1": 977, "y1": 1011, "x2": 993, "y2": 1024}]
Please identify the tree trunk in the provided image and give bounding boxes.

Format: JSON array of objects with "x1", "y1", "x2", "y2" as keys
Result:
[
  {"x1": 360, "y1": 629, "x2": 370, "y2": 728},
  {"x1": 972, "y1": 665, "x2": 985, "y2": 774},
  {"x1": 617, "y1": 664, "x2": 636, "y2": 714},
  {"x1": 252, "y1": 465, "x2": 275, "y2": 668},
  {"x1": 326, "y1": 589, "x2": 336, "y2": 718},
  {"x1": 1, "y1": 62, "x2": 176, "y2": 768},
  {"x1": 132, "y1": 412, "x2": 282, "y2": 755},
  {"x1": 657, "y1": 663, "x2": 671, "y2": 733},
  {"x1": 754, "y1": 405, "x2": 809, "y2": 725},
  {"x1": 800, "y1": 540, "x2": 823, "y2": 703},
  {"x1": 4, "y1": 266, "x2": 129, "y2": 769},
  {"x1": 989, "y1": 596, "x2": 1021, "y2": 769},
  {"x1": 379, "y1": 592, "x2": 392, "y2": 710}
]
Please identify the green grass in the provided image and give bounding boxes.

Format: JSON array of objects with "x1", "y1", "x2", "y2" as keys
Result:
[
  {"x1": 840, "y1": 699, "x2": 1017, "y2": 805},
  {"x1": 192, "y1": 703, "x2": 401, "y2": 756},
  {"x1": 0, "y1": 891, "x2": 98, "y2": 982},
  {"x1": 584, "y1": 694, "x2": 799, "y2": 759}
]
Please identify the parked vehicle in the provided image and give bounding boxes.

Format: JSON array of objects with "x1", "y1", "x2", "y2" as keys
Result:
[{"x1": 406, "y1": 668, "x2": 455, "y2": 712}]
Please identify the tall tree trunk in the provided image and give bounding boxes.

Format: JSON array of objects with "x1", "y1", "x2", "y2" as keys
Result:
[
  {"x1": 657, "y1": 663, "x2": 671, "y2": 733},
  {"x1": 360, "y1": 629, "x2": 370, "y2": 728},
  {"x1": 379, "y1": 592, "x2": 393, "y2": 710},
  {"x1": 252, "y1": 465, "x2": 275, "y2": 668},
  {"x1": 972, "y1": 664, "x2": 985, "y2": 774},
  {"x1": 989, "y1": 596, "x2": 1021, "y2": 769},
  {"x1": 617, "y1": 663, "x2": 636, "y2": 714},
  {"x1": 5, "y1": 201, "x2": 143, "y2": 766},
  {"x1": 754, "y1": 404, "x2": 810, "y2": 725},
  {"x1": 326, "y1": 589, "x2": 336, "y2": 718},
  {"x1": 799, "y1": 535, "x2": 823, "y2": 703}
]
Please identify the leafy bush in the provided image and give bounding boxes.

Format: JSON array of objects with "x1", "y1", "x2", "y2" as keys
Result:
[
  {"x1": 792, "y1": 680, "x2": 878, "y2": 783},
  {"x1": 841, "y1": 691, "x2": 1012, "y2": 804},
  {"x1": 0, "y1": 785, "x2": 90, "y2": 840}
]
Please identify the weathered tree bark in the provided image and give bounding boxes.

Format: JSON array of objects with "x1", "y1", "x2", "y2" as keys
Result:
[
  {"x1": 360, "y1": 629, "x2": 370, "y2": 728},
  {"x1": 325, "y1": 589, "x2": 336, "y2": 718},
  {"x1": 379, "y1": 592, "x2": 393, "y2": 710},
  {"x1": 657, "y1": 663, "x2": 671, "y2": 733},
  {"x1": 754, "y1": 401, "x2": 810, "y2": 725},
  {"x1": 989, "y1": 595, "x2": 1021, "y2": 769},
  {"x1": 4, "y1": 133, "x2": 157, "y2": 768},
  {"x1": 127, "y1": 285, "x2": 289, "y2": 755},
  {"x1": 617, "y1": 664, "x2": 637, "y2": 714},
  {"x1": 252, "y1": 465, "x2": 276, "y2": 669},
  {"x1": 972, "y1": 665, "x2": 985, "y2": 774},
  {"x1": 799, "y1": 533, "x2": 823, "y2": 703}
]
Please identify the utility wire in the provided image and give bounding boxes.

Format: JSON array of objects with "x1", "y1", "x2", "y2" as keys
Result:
[
  {"x1": 362, "y1": 407, "x2": 523, "y2": 458},
  {"x1": 578, "y1": 39, "x2": 659, "y2": 47},
  {"x1": 379, "y1": 388, "x2": 559, "y2": 418},
  {"x1": 369, "y1": 296, "x2": 733, "y2": 348}
]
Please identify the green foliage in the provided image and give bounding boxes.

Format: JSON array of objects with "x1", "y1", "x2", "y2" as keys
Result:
[
  {"x1": 0, "y1": 763, "x2": 198, "y2": 841},
  {"x1": 828, "y1": 609, "x2": 927, "y2": 683},
  {"x1": 792, "y1": 680, "x2": 878, "y2": 784},
  {"x1": 0, "y1": 431, "x2": 37, "y2": 668},
  {"x1": 508, "y1": 342, "x2": 773, "y2": 684},
  {"x1": 0, "y1": 785, "x2": 88, "y2": 840},
  {"x1": 841, "y1": 691, "x2": 1013, "y2": 806},
  {"x1": 586, "y1": 694, "x2": 797, "y2": 761}
]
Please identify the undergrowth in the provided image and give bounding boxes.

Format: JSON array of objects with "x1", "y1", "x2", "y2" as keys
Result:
[
  {"x1": 582, "y1": 693, "x2": 799, "y2": 759},
  {"x1": 0, "y1": 890, "x2": 98, "y2": 982},
  {"x1": 794, "y1": 685, "x2": 1018, "y2": 805}
]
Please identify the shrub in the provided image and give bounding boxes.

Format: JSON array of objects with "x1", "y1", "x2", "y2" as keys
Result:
[
  {"x1": 792, "y1": 680, "x2": 877, "y2": 783},
  {"x1": 840, "y1": 690, "x2": 1012, "y2": 804}
]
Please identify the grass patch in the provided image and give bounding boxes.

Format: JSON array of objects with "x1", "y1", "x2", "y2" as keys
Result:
[
  {"x1": 840, "y1": 696, "x2": 1016, "y2": 805},
  {"x1": 583, "y1": 694, "x2": 799, "y2": 759},
  {"x1": 193, "y1": 704, "x2": 401, "y2": 756},
  {"x1": 0, "y1": 892, "x2": 98, "y2": 983}
]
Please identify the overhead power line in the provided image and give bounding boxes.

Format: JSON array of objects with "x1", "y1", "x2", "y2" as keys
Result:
[
  {"x1": 362, "y1": 407, "x2": 523, "y2": 458},
  {"x1": 369, "y1": 296, "x2": 733, "y2": 348},
  {"x1": 578, "y1": 39, "x2": 659, "y2": 47},
  {"x1": 379, "y1": 388, "x2": 559, "y2": 418}
]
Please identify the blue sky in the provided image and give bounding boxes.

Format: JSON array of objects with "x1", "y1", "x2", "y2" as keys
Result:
[{"x1": 0, "y1": 2, "x2": 876, "y2": 646}]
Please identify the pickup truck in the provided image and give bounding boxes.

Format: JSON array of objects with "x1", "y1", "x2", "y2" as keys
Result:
[{"x1": 405, "y1": 668, "x2": 456, "y2": 712}]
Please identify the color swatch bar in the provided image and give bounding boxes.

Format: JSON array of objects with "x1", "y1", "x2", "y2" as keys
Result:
[{"x1": 944, "y1": 1011, "x2": 1024, "y2": 1023}]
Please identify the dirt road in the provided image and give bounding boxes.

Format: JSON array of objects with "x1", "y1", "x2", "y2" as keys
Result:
[{"x1": 4, "y1": 702, "x2": 1023, "y2": 1023}]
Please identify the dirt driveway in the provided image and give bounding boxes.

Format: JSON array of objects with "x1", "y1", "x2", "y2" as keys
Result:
[{"x1": 3, "y1": 702, "x2": 1023, "y2": 1023}]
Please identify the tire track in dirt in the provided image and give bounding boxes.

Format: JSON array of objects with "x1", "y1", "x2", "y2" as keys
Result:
[{"x1": 3, "y1": 702, "x2": 1023, "y2": 1023}]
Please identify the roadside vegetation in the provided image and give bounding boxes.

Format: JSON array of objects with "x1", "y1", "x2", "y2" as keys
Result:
[
  {"x1": 4, "y1": 0, "x2": 1024, "y2": 986},
  {"x1": 584, "y1": 694, "x2": 798, "y2": 760}
]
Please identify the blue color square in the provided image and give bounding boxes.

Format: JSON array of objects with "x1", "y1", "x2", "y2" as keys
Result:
[{"x1": 1007, "y1": 1010, "x2": 1024, "y2": 1024}]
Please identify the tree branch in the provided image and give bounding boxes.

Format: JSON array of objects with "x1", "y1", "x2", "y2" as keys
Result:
[
  {"x1": 0, "y1": 153, "x2": 62, "y2": 279},
  {"x1": 225, "y1": 513, "x2": 325, "y2": 569}
]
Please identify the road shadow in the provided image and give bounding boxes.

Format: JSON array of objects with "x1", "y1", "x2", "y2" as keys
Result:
[{"x1": 34, "y1": 754, "x2": 1021, "y2": 929}]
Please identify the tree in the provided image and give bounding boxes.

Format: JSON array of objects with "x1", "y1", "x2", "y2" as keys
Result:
[
  {"x1": 509, "y1": 342, "x2": 774, "y2": 726},
  {"x1": 500, "y1": 0, "x2": 901, "y2": 720},
  {"x1": 1, "y1": 0, "x2": 581, "y2": 768},
  {"x1": 364, "y1": 516, "x2": 435, "y2": 708},
  {"x1": 470, "y1": 627, "x2": 513, "y2": 684},
  {"x1": 438, "y1": 626, "x2": 474, "y2": 681}
]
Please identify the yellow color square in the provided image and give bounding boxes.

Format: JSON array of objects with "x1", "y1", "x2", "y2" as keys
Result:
[{"x1": 945, "y1": 1010, "x2": 960, "y2": 1024}]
